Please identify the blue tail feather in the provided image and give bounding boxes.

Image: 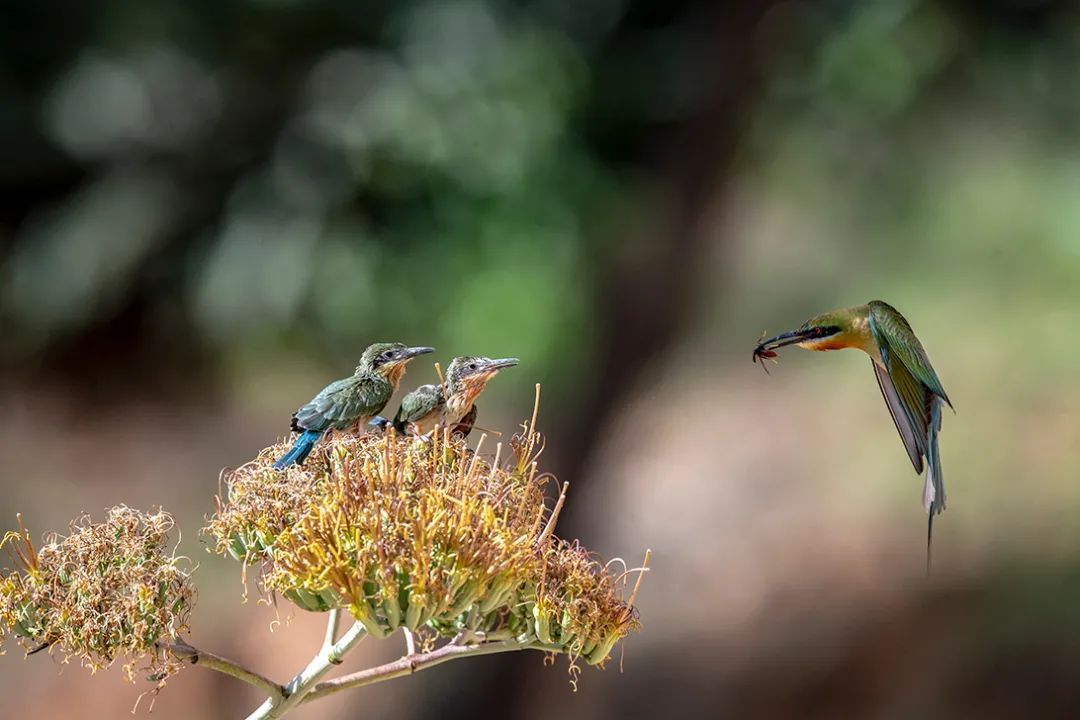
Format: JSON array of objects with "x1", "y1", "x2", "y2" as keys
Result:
[
  {"x1": 926, "y1": 400, "x2": 945, "y2": 514},
  {"x1": 273, "y1": 429, "x2": 322, "y2": 470},
  {"x1": 925, "y1": 400, "x2": 945, "y2": 574}
]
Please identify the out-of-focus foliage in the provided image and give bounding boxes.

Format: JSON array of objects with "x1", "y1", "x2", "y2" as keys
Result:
[{"x1": 1, "y1": 0, "x2": 615, "y2": 391}]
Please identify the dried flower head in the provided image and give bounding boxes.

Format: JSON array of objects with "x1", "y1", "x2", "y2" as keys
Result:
[
  {"x1": 528, "y1": 540, "x2": 644, "y2": 667},
  {"x1": 0, "y1": 506, "x2": 195, "y2": 686},
  {"x1": 206, "y1": 399, "x2": 646, "y2": 669}
]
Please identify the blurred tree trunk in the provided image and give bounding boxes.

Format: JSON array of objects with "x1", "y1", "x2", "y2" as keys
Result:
[{"x1": 423, "y1": 1, "x2": 777, "y2": 717}]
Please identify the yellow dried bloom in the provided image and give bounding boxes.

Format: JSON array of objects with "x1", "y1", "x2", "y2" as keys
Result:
[
  {"x1": 206, "y1": 411, "x2": 645, "y2": 669},
  {"x1": 0, "y1": 507, "x2": 195, "y2": 686},
  {"x1": 528, "y1": 540, "x2": 642, "y2": 667}
]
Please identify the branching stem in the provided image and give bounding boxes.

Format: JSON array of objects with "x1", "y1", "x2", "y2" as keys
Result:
[
  {"x1": 172, "y1": 629, "x2": 560, "y2": 719},
  {"x1": 301, "y1": 640, "x2": 561, "y2": 704},
  {"x1": 322, "y1": 609, "x2": 341, "y2": 652},
  {"x1": 164, "y1": 640, "x2": 283, "y2": 701},
  {"x1": 245, "y1": 621, "x2": 367, "y2": 720}
]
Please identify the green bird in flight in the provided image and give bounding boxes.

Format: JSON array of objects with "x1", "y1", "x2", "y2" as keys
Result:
[{"x1": 754, "y1": 301, "x2": 952, "y2": 572}]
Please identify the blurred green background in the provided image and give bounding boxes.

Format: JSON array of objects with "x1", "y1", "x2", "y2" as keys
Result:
[{"x1": 2, "y1": 0, "x2": 1079, "y2": 717}]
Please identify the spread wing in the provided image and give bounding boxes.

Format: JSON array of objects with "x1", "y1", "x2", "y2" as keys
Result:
[{"x1": 393, "y1": 384, "x2": 443, "y2": 432}]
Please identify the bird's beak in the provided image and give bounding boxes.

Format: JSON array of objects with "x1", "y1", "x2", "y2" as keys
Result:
[
  {"x1": 400, "y1": 346, "x2": 435, "y2": 361},
  {"x1": 483, "y1": 358, "x2": 519, "y2": 372},
  {"x1": 755, "y1": 329, "x2": 819, "y2": 353}
]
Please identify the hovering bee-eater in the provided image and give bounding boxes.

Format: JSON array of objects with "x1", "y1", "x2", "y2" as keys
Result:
[
  {"x1": 272, "y1": 343, "x2": 434, "y2": 469},
  {"x1": 754, "y1": 301, "x2": 952, "y2": 571},
  {"x1": 390, "y1": 356, "x2": 518, "y2": 438}
]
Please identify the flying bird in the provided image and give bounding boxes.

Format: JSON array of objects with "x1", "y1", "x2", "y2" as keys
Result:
[
  {"x1": 754, "y1": 301, "x2": 952, "y2": 572},
  {"x1": 272, "y1": 343, "x2": 434, "y2": 469},
  {"x1": 390, "y1": 356, "x2": 518, "y2": 438}
]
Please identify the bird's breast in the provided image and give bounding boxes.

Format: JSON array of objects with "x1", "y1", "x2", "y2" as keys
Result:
[
  {"x1": 410, "y1": 409, "x2": 442, "y2": 436},
  {"x1": 444, "y1": 390, "x2": 479, "y2": 425}
]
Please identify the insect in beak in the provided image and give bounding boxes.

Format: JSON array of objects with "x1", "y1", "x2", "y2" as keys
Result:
[{"x1": 752, "y1": 331, "x2": 779, "y2": 375}]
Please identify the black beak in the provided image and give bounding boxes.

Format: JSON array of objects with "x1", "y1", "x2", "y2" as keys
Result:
[
  {"x1": 402, "y1": 346, "x2": 435, "y2": 360},
  {"x1": 755, "y1": 328, "x2": 819, "y2": 354}
]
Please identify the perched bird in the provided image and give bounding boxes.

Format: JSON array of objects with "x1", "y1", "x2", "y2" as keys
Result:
[
  {"x1": 754, "y1": 301, "x2": 952, "y2": 571},
  {"x1": 273, "y1": 343, "x2": 434, "y2": 469},
  {"x1": 390, "y1": 356, "x2": 518, "y2": 438}
]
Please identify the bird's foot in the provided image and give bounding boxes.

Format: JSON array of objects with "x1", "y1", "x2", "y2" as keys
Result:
[{"x1": 368, "y1": 416, "x2": 392, "y2": 432}]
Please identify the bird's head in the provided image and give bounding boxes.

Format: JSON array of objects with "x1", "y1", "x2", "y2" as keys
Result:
[
  {"x1": 359, "y1": 343, "x2": 435, "y2": 386},
  {"x1": 445, "y1": 356, "x2": 519, "y2": 394},
  {"x1": 756, "y1": 306, "x2": 868, "y2": 356}
]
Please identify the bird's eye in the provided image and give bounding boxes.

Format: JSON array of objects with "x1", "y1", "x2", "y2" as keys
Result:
[
  {"x1": 468, "y1": 363, "x2": 477, "y2": 371},
  {"x1": 382, "y1": 351, "x2": 394, "y2": 360}
]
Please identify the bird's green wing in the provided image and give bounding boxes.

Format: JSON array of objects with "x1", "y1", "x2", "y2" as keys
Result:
[
  {"x1": 868, "y1": 303, "x2": 940, "y2": 472},
  {"x1": 347, "y1": 375, "x2": 395, "y2": 419},
  {"x1": 869, "y1": 302, "x2": 949, "y2": 557},
  {"x1": 870, "y1": 359, "x2": 924, "y2": 473},
  {"x1": 868, "y1": 301, "x2": 951, "y2": 407},
  {"x1": 293, "y1": 377, "x2": 357, "y2": 431},
  {"x1": 293, "y1": 375, "x2": 390, "y2": 431},
  {"x1": 393, "y1": 384, "x2": 443, "y2": 429}
]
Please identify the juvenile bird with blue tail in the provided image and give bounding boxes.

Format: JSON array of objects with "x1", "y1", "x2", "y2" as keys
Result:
[{"x1": 273, "y1": 343, "x2": 434, "y2": 469}]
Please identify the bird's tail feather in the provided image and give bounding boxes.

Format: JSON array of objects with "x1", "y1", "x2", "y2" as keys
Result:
[
  {"x1": 924, "y1": 400, "x2": 945, "y2": 574},
  {"x1": 272, "y1": 429, "x2": 322, "y2": 470}
]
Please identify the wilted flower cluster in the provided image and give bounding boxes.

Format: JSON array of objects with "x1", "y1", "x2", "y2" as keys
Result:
[
  {"x1": 0, "y1": 507, "x2": 195, "y2": 685},
  {"x1": 528, "y1": 540, "x2": 641, "y2": 666},
  {"x1": 206, "y1": 422, "x2": 643, "y2": 668}
]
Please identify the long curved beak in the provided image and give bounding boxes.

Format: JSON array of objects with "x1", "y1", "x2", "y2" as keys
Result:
[
  {"x1": 755, "y1": 329, "x2": 817, "y2": 353},
  {"x1": 402, "y1": 346, "x2": 436, "y2": 360}
]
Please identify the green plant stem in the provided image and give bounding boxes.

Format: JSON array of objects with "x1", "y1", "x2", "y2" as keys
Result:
[
  {"x1": 245, "y1": 621, "x2": 366, "y2": 720},
  {"x1": 301, "y1": 640, "x2": 561, "y2": 704},
  {"x1": 165, "y1": 640, "x2": 283, "y2": 701}
]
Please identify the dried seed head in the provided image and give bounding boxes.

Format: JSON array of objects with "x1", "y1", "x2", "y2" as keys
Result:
[
  {"x1": 528, "y1": 540, "x2": 643, "y2": 667},
  {"x1": 206, "y1": 408, "x2": 646, "y2": 672},
  {"x1": 0, "y1": 507, "x2": 195, "y2": 687}
]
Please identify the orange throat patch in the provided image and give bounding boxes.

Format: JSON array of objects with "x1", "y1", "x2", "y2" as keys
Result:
[
  {"x1": 382, "y1": 363, "x2": 408, "y2": 390},
  {"x1": 800, "y1": 327, "x2": 877, "y2": 355},
  {"x1": 801, "y1": 336, "x2": 852, "y2": 352}
]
